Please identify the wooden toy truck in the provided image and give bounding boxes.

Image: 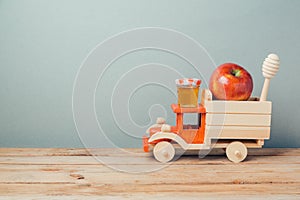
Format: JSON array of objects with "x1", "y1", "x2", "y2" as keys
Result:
[{"x1": 143, "y1": 54, "x2": 280, "y2": 163}]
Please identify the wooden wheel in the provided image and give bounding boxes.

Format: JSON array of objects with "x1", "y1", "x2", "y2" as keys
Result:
[
  {"x1": 153, "y1": 141, "x2": 175, "y2": 163},
  {"x1": 226, "y1": 141, "x2": 247, "y2": 163}
]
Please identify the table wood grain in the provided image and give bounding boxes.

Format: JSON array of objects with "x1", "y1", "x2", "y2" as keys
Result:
[{"x1": 0, "y1": 148, "x2": 299, "y2": 199}]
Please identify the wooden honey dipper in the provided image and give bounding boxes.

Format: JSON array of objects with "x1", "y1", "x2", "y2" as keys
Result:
[{"x1": 260, "y1": 54, "x2": 280, "y2": 101}]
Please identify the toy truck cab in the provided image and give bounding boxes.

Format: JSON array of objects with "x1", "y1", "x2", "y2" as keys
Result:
[
  {"x1": 144, "y1": 104, "x2": 206, "y2": 148},
  {"x1": 170, "y1": 104, "x2": 206, "y2": 144}
]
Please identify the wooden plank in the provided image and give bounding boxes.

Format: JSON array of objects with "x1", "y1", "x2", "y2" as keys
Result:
[
  {"x1": 1, "y1": 154, "x2": 300, "y2": 166},
  {"x1": 0, "y1": 163, "x2": 299, "y2": 185},
  {"x1": 1, "y1": 183, "x2": 300, "y2": 197},
  {"x1": 206, "y1": 113, "x2": 271, "y2": 126},
  {"x1": 205, "y1": 126, "x2": 270, "y2": 139},
  {"x1": 1, "y1": 148, "x2": 300, "y2": 157},
  {"x1": 0, "y1": 195, "x2": 298, "y2": 200},
  {"x1": 204, "y1": 100, "x2": 272, "y2": 114}
]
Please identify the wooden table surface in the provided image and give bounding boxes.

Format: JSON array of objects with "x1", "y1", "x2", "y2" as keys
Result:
[{"x1": 0, "y1": 148, "x2": 299, "y2": 199}]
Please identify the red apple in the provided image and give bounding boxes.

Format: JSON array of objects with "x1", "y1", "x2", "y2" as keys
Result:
[{"x1": 209, "y1": 63, "x2": 253, "y2": 101}]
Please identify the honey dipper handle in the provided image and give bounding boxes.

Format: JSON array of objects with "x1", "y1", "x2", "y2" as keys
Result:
[
  {"x1": 259, "y1": 53, "x2": 279, "y2": 101},
  {"x1": 260, "y1": 78, "x2": 270, "y2": 101}
]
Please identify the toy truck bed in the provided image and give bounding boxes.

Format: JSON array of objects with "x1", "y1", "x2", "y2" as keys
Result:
[{"x1": 202, "y1": 89, "x2": 272, "y2": 149}]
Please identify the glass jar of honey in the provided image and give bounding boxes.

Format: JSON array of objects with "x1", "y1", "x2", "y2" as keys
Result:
[{"x1": 176, "y1": 78, "x2": 201, "y2": 107}]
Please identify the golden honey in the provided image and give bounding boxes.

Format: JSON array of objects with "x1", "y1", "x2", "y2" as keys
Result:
[{"x1": 177, "y1": 86, "x2": 199, "y2": 107}]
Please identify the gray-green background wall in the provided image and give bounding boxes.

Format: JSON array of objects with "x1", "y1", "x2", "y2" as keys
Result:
[{"x1": 1, "y1": 0, "x2": 299, "y2": 148}]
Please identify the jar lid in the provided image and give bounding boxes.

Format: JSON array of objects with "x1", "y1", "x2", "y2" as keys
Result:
[{"x1": 175, "y1": 78, "x2": 201, "y2": 87}]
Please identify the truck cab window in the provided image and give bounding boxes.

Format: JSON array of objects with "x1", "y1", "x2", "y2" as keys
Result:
[{"x1": 183, "y1": 113, "x2": 201, "y2": 129}]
